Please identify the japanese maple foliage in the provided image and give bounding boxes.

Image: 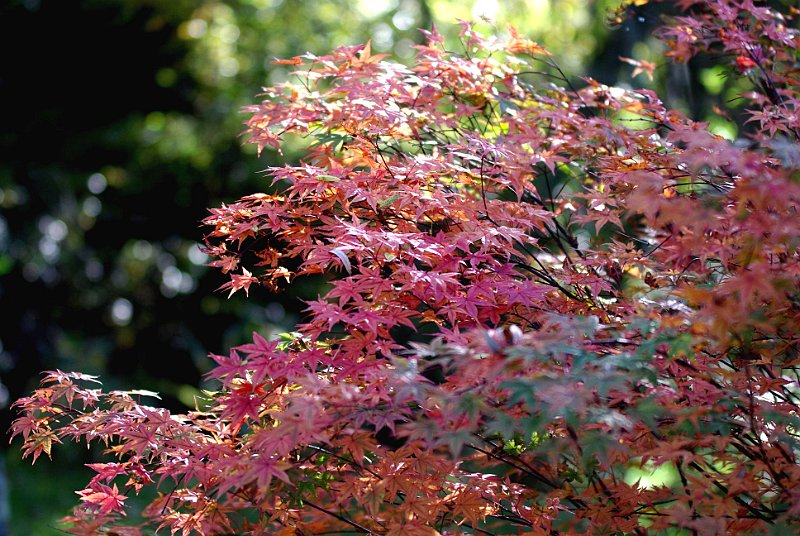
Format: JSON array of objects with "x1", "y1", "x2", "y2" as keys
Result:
[{"x1": 11, "y1": 1, "x2": 800, "y2": 534}]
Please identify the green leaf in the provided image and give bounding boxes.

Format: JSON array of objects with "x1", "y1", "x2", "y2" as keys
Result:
[
  {"x1": 378, "y1": 193, "x2": 400, "y2": 207},
  {"x1": 485, "y1": 412, "x2": 516, "y2": 439}
]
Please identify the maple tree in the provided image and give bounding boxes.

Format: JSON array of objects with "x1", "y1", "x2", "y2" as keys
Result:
[{"x1": 10, "y1": 1, "x2": 800, "y2": 534}]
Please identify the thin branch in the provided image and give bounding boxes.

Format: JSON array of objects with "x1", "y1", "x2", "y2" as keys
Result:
[{"x1": 304, "y1": 500, "x2": 376, "y2": 534}]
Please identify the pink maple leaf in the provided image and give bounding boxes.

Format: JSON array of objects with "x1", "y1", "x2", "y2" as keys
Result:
[
  {"x1": 219, "y1": 268, "x2": 259, "y2": 298},
  {"x1": 77, "y1": 483, "x2": 127, "y2": 515}
]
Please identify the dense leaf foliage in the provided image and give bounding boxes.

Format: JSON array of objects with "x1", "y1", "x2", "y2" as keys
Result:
[{"x1": 11, "y1": 1, "x2": 800, "y2": 533}]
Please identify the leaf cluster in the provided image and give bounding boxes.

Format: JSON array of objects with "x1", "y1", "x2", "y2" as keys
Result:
[{"x1": 11, "y1": 1, "x2": 800, "y2": 534}]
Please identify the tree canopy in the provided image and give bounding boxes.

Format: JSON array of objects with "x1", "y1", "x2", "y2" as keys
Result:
[{"x1": 10, "y1": 0, "x2": 800, "y2": 533}]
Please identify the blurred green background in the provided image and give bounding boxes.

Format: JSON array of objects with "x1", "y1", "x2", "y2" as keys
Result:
[{"x1": 0, "y1": 0, "x2": 754, "y2": 532}]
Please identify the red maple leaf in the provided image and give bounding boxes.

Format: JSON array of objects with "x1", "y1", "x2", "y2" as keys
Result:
[{"x1": 77, "y1": 483, "x2": 127, "y2": 515}]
